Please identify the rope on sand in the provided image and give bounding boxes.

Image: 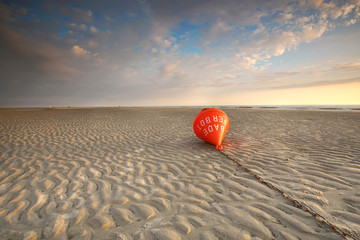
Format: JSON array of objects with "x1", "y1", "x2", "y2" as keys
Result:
[{"x1": 220, "y1": 150, "x2": 356, "y2": 240}]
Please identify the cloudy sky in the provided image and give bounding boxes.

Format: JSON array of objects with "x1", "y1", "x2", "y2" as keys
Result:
[{"x1": 1, "y1": 0, "x2": 359, "y2": 106}]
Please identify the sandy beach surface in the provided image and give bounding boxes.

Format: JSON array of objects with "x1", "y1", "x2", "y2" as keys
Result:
[{"x1": 0, "y1": 107, "x2": 359, "y2": 240}]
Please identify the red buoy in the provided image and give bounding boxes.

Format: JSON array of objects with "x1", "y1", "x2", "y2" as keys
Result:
[{"x1": 193, "y1": 108, "x2": 230, "y2": 150}]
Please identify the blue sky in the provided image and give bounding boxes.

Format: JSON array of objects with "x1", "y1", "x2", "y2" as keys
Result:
[{"x1": 0, "y1": 0, "x2": 359, "y2": 106}]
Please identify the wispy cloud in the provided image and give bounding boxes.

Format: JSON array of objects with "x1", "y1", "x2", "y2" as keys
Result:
[{"x1": 0, "y1": 24, "x2": 80, "y2": 83}]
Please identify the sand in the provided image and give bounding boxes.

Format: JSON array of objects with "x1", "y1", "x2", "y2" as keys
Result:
[{"x1": 0, "y1": 107, "x2": 359, "y2": 240}]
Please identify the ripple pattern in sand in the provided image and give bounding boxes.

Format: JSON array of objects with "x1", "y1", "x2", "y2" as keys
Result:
[
  {"x1": 0, "y1": 108, "x2": 347, "y2": 239},
  {"x1": 223, "y1": 109, "x2": 360, "y2": 239}
]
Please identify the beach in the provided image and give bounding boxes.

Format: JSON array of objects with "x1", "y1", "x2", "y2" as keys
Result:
[{"x1": 0, "y1": 107, "x2": 359, "y2": 240}]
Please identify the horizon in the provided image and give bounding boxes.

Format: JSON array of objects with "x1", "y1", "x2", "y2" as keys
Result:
[
  {"x1": 1, "y1": 104, "x2": 360, "y2": 109},
  {"x1": 1, "y1": 0, "x2": 359, "y2": 106}
]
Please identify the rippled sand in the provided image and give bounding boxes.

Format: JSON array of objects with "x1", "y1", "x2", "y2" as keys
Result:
[{"x1": 0, "y1": 107, "x2": 358, "y2": 239}]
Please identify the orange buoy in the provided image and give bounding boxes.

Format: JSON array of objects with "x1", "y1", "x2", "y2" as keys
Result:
[{"x1": 193, "y1": 108, "x2": 230, "y2": 150}]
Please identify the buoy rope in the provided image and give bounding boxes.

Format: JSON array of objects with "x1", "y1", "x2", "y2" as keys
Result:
[{"x1": 220, "y1": 150, "x2": 357, "y2": 240}]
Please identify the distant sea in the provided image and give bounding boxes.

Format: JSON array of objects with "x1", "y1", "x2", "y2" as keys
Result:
[
  {"x1": 1, "y1": 105, "x2": 360, "y2": 111},
  {"x1": 195, "y1": 105, "x2": 360, "y2": 111}
]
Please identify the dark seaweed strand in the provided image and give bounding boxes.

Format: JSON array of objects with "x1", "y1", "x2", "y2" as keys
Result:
[{"x1": 220, "y1": 150, "x2": 356, "y2": 240}]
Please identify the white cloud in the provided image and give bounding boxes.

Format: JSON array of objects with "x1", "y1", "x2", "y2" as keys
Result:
[
  {"x1": 242, "y1": 57, "x2": 257, "y2": 68},
  {"x1": 71, "y1": 45, "x2": 90, "y2": 59},
  {"x1": 345, "y1": 18, "x2": 357, "y2": 26},
  {"x1": 89, "y1": 26, "x2": 99, "y2": 33},
  {"x1": 253, "y1": 25, "x2": 266, "y2": 35},
  {"x1": 296, "y1": 16, "x2": 313, "y2": 24},
  {"x1": 272, "y1": 47, "x2": 286, "y2": 56},
  {"x1": 341, "y1": 4, "x2": 357, "y2": 18},
  {"x1": 274, "y1": 12, "x2": 293, "y2": 23},
  {"x1": 68, "y1": 0, "x2": 360, "y2": 95},
  {"x1": 68, "y1": 23, "x2": 87, "y2": 31},
  {"x1": 333, "y1": 62, "x2": 360, "y2": 72},
  {"x1": 298, "y1": 21, "x2": 328, "y2": 43},
  {"x1": 162, "y1": 63, "x2": 177, "y2": 73},
  {"x1": 153, "y1": 36, "x2": 174, "y2": 49},
  {"x1": 206, "y1": 19, "x2": 234, "y2": 39},
  {"x1": 79, "y1": 24, "x2": 87, "y2": 31},
  {"x1": 309, "y1": 0, "x2": 323, "y2": 8},
  {"x1": 319, "y1": 2, "x2": 357, "y2": 20}
]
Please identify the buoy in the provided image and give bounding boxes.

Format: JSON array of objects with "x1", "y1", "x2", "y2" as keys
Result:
[{"x1": 193, "y1": 108, "x2": 230, "y2": 150}]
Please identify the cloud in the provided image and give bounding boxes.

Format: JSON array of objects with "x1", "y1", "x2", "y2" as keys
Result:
[
  {"x1": 153, "y1": 36, "x2": 174, "y2": 49},
  {"x1": 332, "y1": 62, "x2": 360, "y2": 72},
  {"x1": 345, "y1": 18, "x2": 357, "y2": 26},
  {"x1": 248, "y1": 60, "x2": 360, "y2": 90},
  {"x1": 0, "y1": 2, "x2": 28, "y2": 22},
  {"x1": 275, "y1": 76, "x2": 360, "y2": 89},
  {"x1": 71, "y1": 7, "x2": 93, "y2": 23},
  {"x1": 298, "y1": 21, "x2": 328, "y2": 43},
  {"x1": 89, "y1": 26, "x2": 99, "y2": 33},
  {"x1": 1, "y1": 0, "x2": 359, "y2": 106},
  {"x1": 0, "y1": 2, "x2": 15, "y2": 22},
  {"x1": 0, "y1": 24, "x2": 80, "y2": 92},
  {"x1": 162, "y1": 63, "x2": 178, "y2": 73},
  {"x1": 71, "y1": 45, "x2": 90, "y2": 59},
  {"x1": 309, "y1": 0, "x2": 324, "y2": 8},
  {"x1": 68, "y1": 23, "x2": 88, "y2": 31},
  {"x1": 205, "y1": 19, "x2": 234, "y2": 40},
  {"x1": 274, "y1": 12, "x2": 294, "y2": 23},
  {"x1": 141, "y1": 0, "x2": 340, "y2": 69}
]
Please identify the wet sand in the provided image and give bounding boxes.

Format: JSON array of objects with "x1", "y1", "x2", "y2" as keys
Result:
[{"x1": 0, "y1": 107, "x2": 359, "y2": 239}]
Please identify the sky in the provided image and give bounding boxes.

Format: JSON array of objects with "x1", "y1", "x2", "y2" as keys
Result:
[{"x1": 0, "y1": 0, "x2": 359, "y2": 107}]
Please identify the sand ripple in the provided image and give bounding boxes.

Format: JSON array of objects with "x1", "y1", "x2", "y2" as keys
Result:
[
  {"x1": 0, "y1": 108, "x2": 355, "y2": 239},
  {"x1": 223, "y1": 109, "x2": 360, "y2": 239}
]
